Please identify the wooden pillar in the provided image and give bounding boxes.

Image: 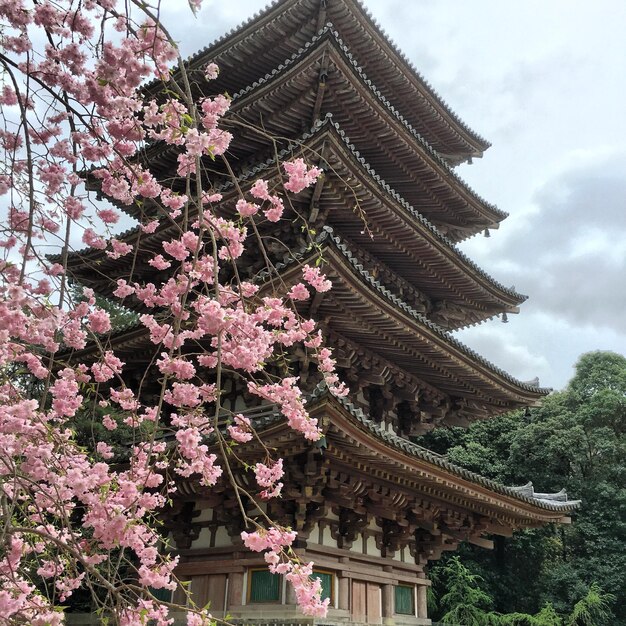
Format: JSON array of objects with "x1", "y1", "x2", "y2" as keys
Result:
[
  {"x1": 227, "y1": 572, "x2": 244, "y2": 608},
  {"x1": 338, "y1": 575, "x2": 350, "y2": 611},
  {"x1": 382, "y1": 583, "x2": 395, "y2": 625},
  {"x1": 286, "y1": 578, "x2": 297, "y2": 605},
  {"x1": 416, "y1": 584, "x2": 428, "y2": 620}
]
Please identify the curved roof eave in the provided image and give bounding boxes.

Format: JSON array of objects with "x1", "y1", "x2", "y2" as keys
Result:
[
  {"x1": 214, "y1": 383, "x2": 579, "y2": 517},
  {"x1": 264, "y1": 225, "x2": 549, "y2": 399},
  {"x1": 318, "y1": 390, "x2": 580, "y2": 516},
  {"x1": 157, "y1": 0, "x2": 489, "y2": 158},
  {"x1": 223, "y1": 27, "x2": 507, "y2": 229},
  {"x1": 57, "y1": 118, "x2": 525, "y2": 315}
]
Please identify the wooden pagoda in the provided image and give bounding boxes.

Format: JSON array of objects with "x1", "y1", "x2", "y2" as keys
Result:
[{"x1": 62, "y1": 0, "x2": 579, "y2": 623}]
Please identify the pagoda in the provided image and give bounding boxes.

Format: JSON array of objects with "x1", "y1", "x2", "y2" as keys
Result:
[{"x1": 61, "y1": 0, "x2": 579, "y2": 623}]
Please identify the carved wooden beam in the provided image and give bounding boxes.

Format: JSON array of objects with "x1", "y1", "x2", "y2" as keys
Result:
[
  {"x1": 315, "y1": 0, "x2": 328, "y2": 35},
  {"x1": 378, "y1": 518, "x2": 418, "y2": 558},
  {"x1": 334, "y1": 506, "x2": 371, "y2": 550},
  {"x1": 308, "y1": 140, "x2": 328, "y2": 223},
  {"x1": 414, "y1": 528, "x2": 459, "y2": 563},
  {"x1": 163, "y1": 501, "x2": 201, "y2": 550},
  {"x1": 483, "y1": 523, "x2": 514, "y2": 537},
  {"x1": 468, "y1": 536, "x2": 495, "y2": 550}
]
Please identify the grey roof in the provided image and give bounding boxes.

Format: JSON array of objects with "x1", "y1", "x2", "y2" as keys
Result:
[
  {"x1": 58, "y1": 117, "x2": 525, "y2": 306},
  {"x1": 223, "y1": 116, "x2": 523, "y2": 300},
  {"x1": 227, "y1": 116, "x2": 521, "y2": 299},
  {"x1": 237, "y1": 383, "x2": 579, "y2": 514},
  {"x1": 510, "y1": 483, "x2": 572, "y2": 503},
  {"x1": 229, "y1": 25, "x2": 505, "y2": 224},
  {"x1": 266, "y1": 223, "x2": 548, "y2": 395},
  {"x1": 311, "y1": 118, "x2": 523, "y2": 298},
  {"x1": 326, "y1": 388, "x2": 580, "y2": 513},
  {"x1": 348, "y1": 0, "x2": 490, "y2": 149},
  {"x1": 176, "y1": 0, "x2": 490, "y2": 151}
]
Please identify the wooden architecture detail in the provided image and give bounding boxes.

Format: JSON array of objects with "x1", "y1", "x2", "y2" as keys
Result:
[
  {"x1": 63, "y1": 1, "x2": 580, "y2": 624},
  {"x1": 163, "y1": 392, "x2": 578, "y2": 625}
]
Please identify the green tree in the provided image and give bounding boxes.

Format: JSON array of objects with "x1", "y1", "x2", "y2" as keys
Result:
[
  {"x1": 421, "y1": 352, "x2": 625, "y2": 623},
  {"x1": 432, "y1": 558, "x2": 614, "y2": 626},
  {"x1": 436, "y1": 556, "x2": 501, "y2": 625},
  {"x1": 509, "y1": 353, "x2": 625, "y2": 617},
  {"x1": 535, "y1": 604, "x2": 565, "y2": 626},
  {"x1": 567, "y1": 584, "x2": 616, "y2": 626}
]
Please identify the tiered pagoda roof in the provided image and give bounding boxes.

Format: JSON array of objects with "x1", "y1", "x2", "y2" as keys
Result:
[
  {"x1": 173, "y1": 387, "x2": 578, "y2": 563},
  {"x1": 62, "y1": 221, "x2": 546, "y2": 425},
  {"x1": 68, "y1": 119, "x2": 523, "y2": 329},
  {"x1": 62, "y1": 0, "x2": 578, "y2": 555},
  {"x1": 143, "y1": 26, "x2": 501, "y2": 240},
  {"x1": 277, "y1": 228, "x2": 548, "y2": 415},
  {"x1": 175, "y1": 0, "x2": 490, "y2": 163}
]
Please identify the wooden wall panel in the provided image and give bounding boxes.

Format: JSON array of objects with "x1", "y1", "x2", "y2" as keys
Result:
[
  {"x1": 190, "y1": 575, "x2": 209, "y2": 607},
  {"x1": 172, "y1": 576, "x2": 189, "y2": 606},
  {"x1": 352, "y1": 580, "x2": 367, "y2": 621},
  {"x1": 207, "y1": 574, "x2": 227, "y2": 611},
  {"x1": 366, "y1": 582, "x2": 381, "y2": 623},
  {"x1": 351, "y1": 579, "x2": 382, "y2": 623},
  {"x1": 190, "y1": 574, "x2": 226, "y2": 611}
]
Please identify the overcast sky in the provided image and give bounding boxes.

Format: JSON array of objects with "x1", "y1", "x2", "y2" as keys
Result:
[{"x1": 163, "y1": 0, "x2": 626, "y2": 390}]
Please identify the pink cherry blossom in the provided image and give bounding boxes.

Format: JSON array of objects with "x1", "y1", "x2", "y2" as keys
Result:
[
  {"x1": 148, "y1": 254, "x2": 172, "y2": 270},
  {"x1": 204, "y1": 62, "x2": 219, "y2": 80},
  {"x1": 254, "y1": 459, "x2": 284, "y2": 488},
  {"x1": 87, "y1": 309, "x2": 112, "y2": 334},
  {"x1": 163, "y1": 239, "x2": 188, "y2": 261},
  {"x1": 113, "y1": 279, "x2": 135, "y2": 298},
  {"x1": 283, "y1": 158, "x2": 322, "y2": 194},
  {"x1": 97, "y1": 208, "x2": 119, "y2": 224},
  {"x1": 302, "y1": 264, "x2": 332, "y2": 292},
  {"x1": 236, "y1": 198, "x2": 259, "y2": 217},
  {"x1": 288, "y1": 283, "x2": 310, "y2": 301},
  {"x1": 0, "y1": 1, "x2": 343, "y2": 619},
  {"x1": 107, "y1": 239, "x2": 133, "y2": 259}
]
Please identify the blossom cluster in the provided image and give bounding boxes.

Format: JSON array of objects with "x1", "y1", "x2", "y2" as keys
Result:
[
  {"x1": 242, "y1": 529, "x2": 330, "y2": 616},
  {"x1": 0, "y1": 0, "x2": 344, "y2": 623}
]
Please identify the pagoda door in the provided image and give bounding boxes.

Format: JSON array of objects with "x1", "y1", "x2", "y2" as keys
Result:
[
  {"x1": 189, "y1": 574, "x2": 226, "y2": 613},
  {"x1": 351, "y1": 580, "x2": 382, "y2": 624}
]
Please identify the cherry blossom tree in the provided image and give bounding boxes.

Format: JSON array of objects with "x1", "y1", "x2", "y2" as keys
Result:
[{"x1": 0, "y1": 1, "x2": 345, "y2": 623}]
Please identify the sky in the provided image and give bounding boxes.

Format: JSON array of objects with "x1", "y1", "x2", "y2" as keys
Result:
[{"x1": 161, "y1": 0, "x2": 626, "y2": 390}]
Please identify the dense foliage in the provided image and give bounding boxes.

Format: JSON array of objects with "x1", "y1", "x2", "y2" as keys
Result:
[
  {"x1": 420, "y1": 351, "x2": 625, "y2": 624},
  {"x1": 431, "y1": 557, "x2": 616, "y2": 626}
]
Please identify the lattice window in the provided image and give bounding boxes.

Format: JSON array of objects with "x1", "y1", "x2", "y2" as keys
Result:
[
  {"x1": 395, "y1": 585, "x2": 415, "y2": 615},
  {"x1": 149, "y1": 587, "x2": 172, "y2": 603},
  {"x1": 312, "y1": 570, "x2": 334, "y2": 603},
  {"x1": 248, "y1": 569, "x2": 281, "y2": 603}
]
